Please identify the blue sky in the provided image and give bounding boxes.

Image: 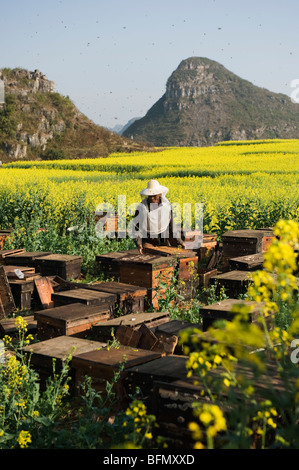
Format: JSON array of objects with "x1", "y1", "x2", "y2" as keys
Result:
[{"x1": 1, "y1": 0, "x2": 299, "y2": 129}]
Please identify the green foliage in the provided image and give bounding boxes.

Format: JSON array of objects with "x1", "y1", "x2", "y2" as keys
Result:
[{"x1": 0, "y1": 94, "x2": 18, "y2": 140}]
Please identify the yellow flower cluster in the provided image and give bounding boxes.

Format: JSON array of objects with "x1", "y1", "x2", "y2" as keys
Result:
[
  {"x1": 189, "y1": 403, "x2": 227, "y2": 448},
  {"x1": 3, "y1": 355, "x2": 29, "y2": 388},
  {"x1": 17, "y1": 430, "x2": 32, "y2": 448},
  {"x1": 0, "y1": 139, "x2": 298, "y2": 234},
  {"x1": 248, "y1": 219, "x2": 299, "y2": 317}
]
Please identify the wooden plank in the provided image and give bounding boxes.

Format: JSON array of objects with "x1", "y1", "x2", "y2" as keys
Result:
[
  {"x1": 91, "y1": 311, "x2": 170, "y2": 342},
  {"x1": 137, "y1": 323, "x2": 158, "y2": 351},
  {"x1": 152, "y1": 319, "x2": 200, "y2": 355},
  {"x1": 0, "y1": 265, "x2": 16, "y2": 318},
  {"x1": 3, "y1": 265, "x2": 35, "y2": 273},
  {"x1": 34, "y1": 277, "x2": 55, "y2": 309},
  {"x1": 197, "y1": 268, "x2": 218, "y2": 288},
  {"x1": 142, "y1": 243, "x2": 196, "y2": 258},
  {"x1": 115, "y1": 325, "x2": 142, "y2": 347}
]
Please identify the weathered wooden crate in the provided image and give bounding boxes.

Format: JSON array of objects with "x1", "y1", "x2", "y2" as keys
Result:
[
  {"x1": 4, "y1": 251, "x2": 52, "y2": 268},
  {"x1": 0, "y1": 315, "x2": 37, "y2": 338},
  {"x1": 35, "y1": 254, "x2": 83, "y2": 280},
  {"x1": 229, "y1": 253, "x2": 265, "y2": 271},
  {"x1": 0, "y1": 265, "x2": 16, "y2": 318},
  {"x1": 51, "y1": 288, "x2": 117, "y2": 313},
  {"x1": 77, "y1": 281, "x2": 148, "y2": 316},
  {"x1": 35, "y1": 302, "x2": 110, "y2": 340},
  {"x1": 9, "y1": 278, "x2": 36, "y2": 311},
  {"x1": 197, "y1": 267, "x2": 218, "y2": 288},
  {"x1": 221, "y1": 229, "x2": 275, "y2": 270},
  {"x1": 95, "y1": 211, "x2": 119, "y2": 234},
  {"x1": 91, "y1": 310, "x2": 170, "y2": 342},
  {"x1": 152, "y1": 319, "x2": 201, "y2": 355},
  {"x1": 95, "y1": 249, "x2": 139, "y2": 279},
  {"x1": 209, "y1": 270, "x2": 254, "y2": 298},
  {"x1": 23, "y1": 335, "x2": 105, "y2": 391},
  {"x1": 142, "y1": 244, "x2": 199, "y2": 300},
  {"x1": 117, "y1": 252, "x2": 177, "y2": 309},
  {"x1": 0, "y1": 249, "x2": 25, "y2": 265},
  {"x1": 199, "y1": 298, "x2": 274, "y2": 331},
  {"x1": 152, "y1": 379, "x2": 205, "y2": 448},
  {"x1": 4, "y1": 265, "x2": 37, "y2": 278},
  {"x1": 72, "y1": 346, "x2": 162, "y2": 403},
  {"x1": 181, "y1": 230, "x2": 203, "y2": 250},
  {"x1": 125, "y1": 355, "x2": 189, "y2": 411},
  {"x1": 196, "y1": 233, "x2": 218, "y2": 265}
]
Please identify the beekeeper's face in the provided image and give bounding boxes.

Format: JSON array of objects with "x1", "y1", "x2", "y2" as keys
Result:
[{"x1": 148, "y1": 193, "x2": 162, "y2": 204}]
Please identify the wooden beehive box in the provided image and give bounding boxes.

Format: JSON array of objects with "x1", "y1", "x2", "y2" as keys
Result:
[
  {"x1": 95, "y1": 211, "x2": 119, "y2": 234},
  {"x1": 196, "y1": 233, "x2": 218, "y2": 265},
  {"x1": 152, "y1": 379, "x2": 206, "y2": 448},
  {"x1": 209, "y1": 270, "x2": 254, "y2": 298},
  {"x1": 117, "y1": 252, "x2": 177, "y2": 309},
  {"x1": 72, "y1": 346, "x2": 162, "y2": 401},
  {"x1": 34, "y1": 302, "x2": 111, "y2": 340},
  {"x1": 0, "y1": 315, "x2": 37, "y2": 338},
  {"x1": 35, "y1": 254, "x2": 83, "y2": 280},
  {"x1": 229, "y1": 253, "x2": 265, "y2": 271},
  {"x1": 199, "y1": 298, "x2": 273, "y2": 331},
  {"x1": 4, "y1": 251, "x2": 52, "y2": 268},
  {"x1": 142, "y1": 244, "x2": 199, "y2": 299},
  {"x1": 51, "y1": 288, "x2": 117, "y2": 312},
  {"x1": 91, "y1": 310, "x2": 170, "y2": 342},
  {"x1": 95, "y1": 249, "x2": 139, "y2": 279},
  {"x1": 23, "y1": 335, "x2": 105, "y2": 390},
  {"x1": 125, "y1": 355, "x2": 190, "y2": 411},
  {"x1": 0, "y1": 249, "x2": 25, "y2": 265},
  {"x1": 81, "y1": 281, "x2": 148, "y2": 316},
  {"x1": 221, "y1": 229, "x2": 275, "y2": 270},
  {"x1": 0, "y1": 265, "x2": 16, "y2": 318},
  {"x1": 9, "y1": 278, "x2": 37, "y2": 311}
]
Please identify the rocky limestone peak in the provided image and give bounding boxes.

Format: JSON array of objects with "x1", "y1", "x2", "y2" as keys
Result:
[
  {"x1": 0, "y1": 67, "x2": 147, "y2": 162},
  {"x1": 1, "y1": 68, "x2": 55, "y2": 97},
  {"x1": 123, "y1": 56, "x2": 299, "y2": 146}
]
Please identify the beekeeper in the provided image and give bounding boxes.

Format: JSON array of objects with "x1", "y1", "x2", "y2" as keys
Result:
[{"x1": 131, "y1": 179, "x2": 184, "y2": 254}]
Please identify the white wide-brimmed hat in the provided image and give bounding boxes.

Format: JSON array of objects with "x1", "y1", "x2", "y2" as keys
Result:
[{"x1": 140, "y1": 179, "x2": 169, "y2": 196}]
